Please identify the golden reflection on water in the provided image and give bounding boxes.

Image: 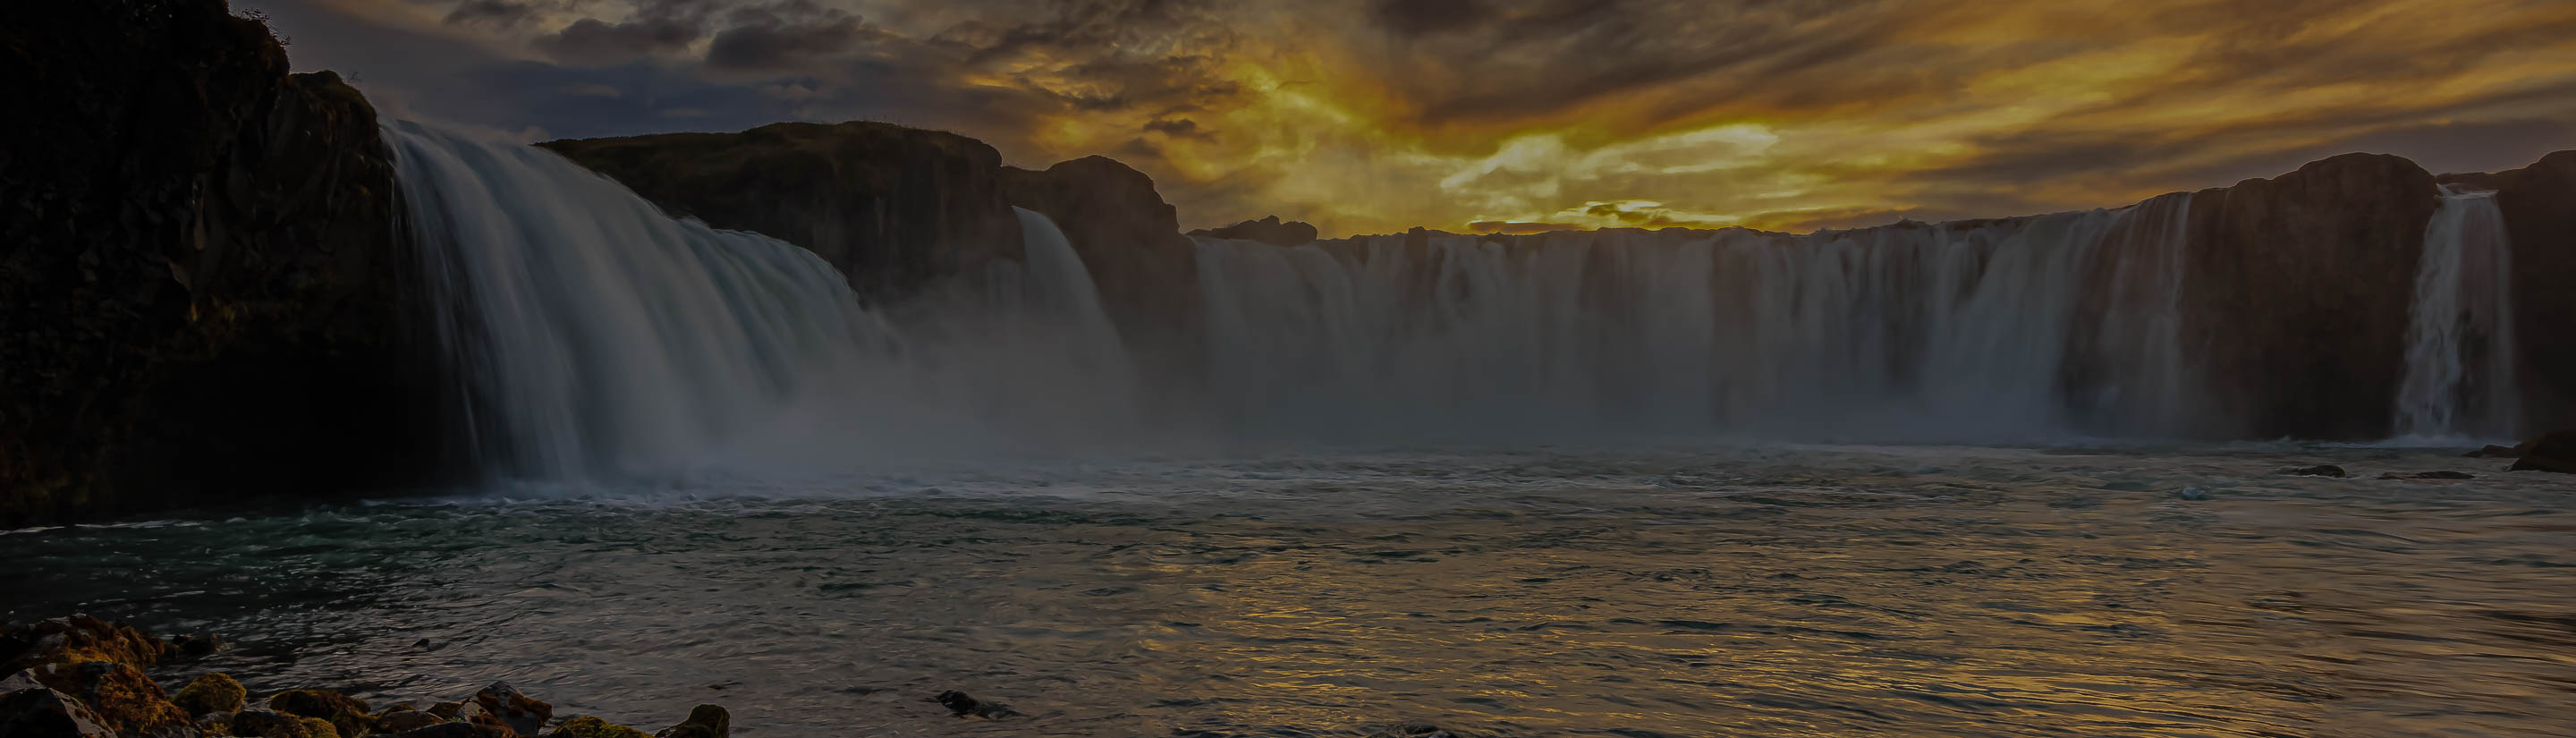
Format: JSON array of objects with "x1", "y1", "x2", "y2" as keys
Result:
[{"x1": 8, "y1": 444, "x2": 2574, "y2": 737}]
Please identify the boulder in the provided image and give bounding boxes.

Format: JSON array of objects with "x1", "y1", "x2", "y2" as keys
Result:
[
  {"x1": 375, "y1": 707, "x2": 446, "y2": 734},
  {"x1": 0, "y1": 615, "x2": 174, "y2": 672},
  {"x1": 538, "y1": 122, "x2": 1024, "y2": 302},
  {"x1": 2508, "y1": 430, "x2": 2576, "y2": 473},
  {"x1": 1190, "y1": 216, "x2": 1320, "y2": 246},
  {"x1": 230, "y1": 709, "x2": 337, "y2": 738},
  {"x1": 2275, "y1": 464, "x2": 2348, "y2": 478},
  {"x1": 169, "y1": 674, "x2": 245, "y2": 717},
  {"x1": 0, "y1": 0, "x2": 445, "y2": 526},
  {"x1": 653, "y1": 705, "x2": 728, "y2": 738},
  {"x1": 0, "y1": 670, "x2": 117, "y2": 738},
  {"x1": 462, "y1": 683, "x2": 549, "y2": 737},
  {"x1": 384, "y1": 723, "x2": 509, "y2": 738},
  {"x1": 928, "y1": 691, "x2": 1015, "y2": 719},
  {"x1": 29, "y1": 661, "x2": 191, "y2": 737},
  {"x1": 2463, "y1": 444, "x2": 2524, "y2": 458},
  {"x1": 543, "y1": 717, "x2": 650, "y2": 738},
  {"x1": 267, "y1": 690, "x2": 372, "y2": 738}
]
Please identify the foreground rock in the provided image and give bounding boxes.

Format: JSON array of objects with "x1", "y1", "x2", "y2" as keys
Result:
[
  {"x1": 2508, "y1": 430, "x2": 2576, "y2": 473},
  {"x1": 2276, "y1": 464, "x2": 2349, "y2": 478},
  {"x1": 1191, "y1": 216, "x2": 1320, "y2": 246},
  {"x1": 929, "y1": 691, "x2": 1016, "y2": 719},
  {"x1": 0, "y1": 0, "x2": 444, "y2": 526},
  {"x1": 1, "y1": 615, "x2": 724, "y2": 738},
  {"x1": 1, "y1": 615, "x2": 176, "y2": 673}
]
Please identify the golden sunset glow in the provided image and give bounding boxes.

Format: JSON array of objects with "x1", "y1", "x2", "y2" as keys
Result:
[{"x1": 266, "y1": 0, "x2": 2576, "y2": 235}]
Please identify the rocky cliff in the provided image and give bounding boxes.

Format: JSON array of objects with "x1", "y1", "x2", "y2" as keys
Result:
[
  {"x1": 2181, "y1": 153, "x2": 2442, "y2": 438},
  {"x1": 0, "y1": 0, "x2": 445, "y2": 525},
  {"x1": 1001, "y1": 157, "x2": 1204, "y2": 366},
  {"x1": 538, "y1": 122, "x2": 1025, "y2": 302},
  {"x1": 1191, "y1": 216, "x2": 1320, "y2": 246}
]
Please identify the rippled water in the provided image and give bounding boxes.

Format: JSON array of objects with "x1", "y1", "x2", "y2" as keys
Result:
[{"x1": 9, "y1": 444, "x2": 2574, "y2": 737}]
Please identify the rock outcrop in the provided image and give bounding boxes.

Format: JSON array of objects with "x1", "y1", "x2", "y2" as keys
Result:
[
  {"x1": 538, "y1": 122, "x2": 1024, "y2": 302},
  {"x1": 0, "y1": 0, "x2": 447, "y2": 526},
  {"x1": 2181, "y1": 153, "x2": 2441, "y2": 438},
  {"x1": 2441, "y1": 151, "x2": 2576, "y2": 432},
  {"x1": 1190, "y1": 216, "x2": 1319, "y2": 246},
  {"x1": 1001, "y1": 157, "x2": 1205, "y2": 365},
  {"x1": 2509, "y1": 430, "x2": 2576, "y2": 473}
]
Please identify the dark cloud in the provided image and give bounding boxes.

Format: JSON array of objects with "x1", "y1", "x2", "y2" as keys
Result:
[
  {"x1": 1143, "y1": 117, "x2": 1210, "y2": 139},
  {"x1": 705, "y1": 12, "x2": 870, "y2": 71},
  {"x1": 1369, "y1": 0, "x2": 1491, "y2": 37},
  {"x1": 443, "y1": 0, "x2": 540, "y2": 28},
  {"x1": 536, "y1": 16, "x2": 703, "y2": 64}
]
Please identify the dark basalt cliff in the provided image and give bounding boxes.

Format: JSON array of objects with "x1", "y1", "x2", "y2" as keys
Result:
[
  {"x1": 538, "y1": 122, "x2": 1025, "y2": 302},
  {"x1": 1191, "y1": 216, "x2": 1320, "y2": 246},
  {"x1": 0, "y1": 0, "x2": 444, "y2": 525},
  {"x1": 2182, "y1": 153, "x2": 2442, "y2": 438},
  {"x1": 1001, "y1": 157, "x2": 1204, "y2": 362}
]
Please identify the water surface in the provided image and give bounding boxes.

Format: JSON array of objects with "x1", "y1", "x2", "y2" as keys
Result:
[{"x1": 10, "y1": 443, "x2": 2572, "y2": 737}]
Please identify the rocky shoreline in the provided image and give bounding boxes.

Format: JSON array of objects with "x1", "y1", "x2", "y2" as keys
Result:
[{"x1": 3, "y1": 615, "x2": 726, "y2": 738}]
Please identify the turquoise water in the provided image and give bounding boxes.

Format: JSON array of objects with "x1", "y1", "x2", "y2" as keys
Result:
[{"x1": 9, "y1": 443, "x2": 2572, "y2": 737}]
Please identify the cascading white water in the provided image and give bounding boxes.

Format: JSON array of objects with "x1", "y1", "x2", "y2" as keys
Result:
[
  {"x1": 2394, "y1": 186, "x2": 2518, "y2": 439},
  {"x1": 1193, "y1": 193, "x2": 2207, "y2": 441},
  {"x1": 389, "y1": 122, "x2": 1141, "y2": 480}
]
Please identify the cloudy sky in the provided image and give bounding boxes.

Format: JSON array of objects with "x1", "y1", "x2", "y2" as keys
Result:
[{"x1": 249, "y1": 0, "x2": 2576, "y2": 235}]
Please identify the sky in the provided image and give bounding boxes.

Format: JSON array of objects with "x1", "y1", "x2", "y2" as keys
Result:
[{"x1": 245, "y1": 0, "x2": 2576, "y2": 236}]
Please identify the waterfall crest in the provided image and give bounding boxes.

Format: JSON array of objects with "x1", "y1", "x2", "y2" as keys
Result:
[
  {"x1": 390, "y1": 122, "x2": 1141, "y2": 481},
  {"x1": 1193, "y1": 194, "x2": 2207, "y2": 441},
  {"x1": 2394, "y1": 186, "x2": 2519, "y2": 439}
]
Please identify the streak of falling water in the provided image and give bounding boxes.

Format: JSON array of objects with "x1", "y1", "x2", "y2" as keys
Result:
[{"x1": 2394, "y1": 185, "x2": 2519, "y2": 439}]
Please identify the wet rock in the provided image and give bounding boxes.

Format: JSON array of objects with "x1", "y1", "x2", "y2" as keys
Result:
[
  {"x1": 2275, "y1": 464, "x2": 2348, "y2": 478},
  {"x1": 1, "y1": 669, "x2": 117, "y2": 738},
  {"x1": 375, "y1": 708, "x2": 446, "y2": 734},
  {"x1": 1191, "y1": 216, "x2": 1320, "y2": 247},
  {"x1": 165, "y1": 635, "x2": 224, "y2": 661},
  {"x1": 30, "y1": 660, "x2": 191, "y2": 737},
  {"x1": 268, "y1": 690, "x2": 373, "y2": 737},
  {"x1": 929, "y1": 691, "x2": 1016, "y2": 719},
  {"x1": 653, "y1": 705, "x2": 728, "y2": 738},
  {"x1": 2377, "y1": 471, "x2": 2476, "y2": 480},
  {"x1": 543, "y1": 716, "x2": 650, "y2": 738},
  {"x1": 1367, "y1": 722, "x2": 1467, "y2": 738},
  {"x1": 463, "y1": 683, "x2": 550, "y2": 737},
  {"x1": 2177, "y1": 487, "x2": 2211, "y2": 501},
  {"x1": 426, "y1": 703, "x2": 462, "y2": 720},
  {"x1": 2462, "y1": 443, "x2": 2525, "y2": 458},
  {"x1": 384, "y1": 723, "x2": 509, "y2": 738},
  {"x1": 0, "y1": 615, "x2": 175, "y2": 672},
  {"x1": 170, "y1": 674, "x2": 245, "y2": 717},
  {"x1": 2509, "y1": 430, "x2": 2576, "y2": 473},
  {"x1": 230, "y1": 709, "x2": 339, "y2": 738}
]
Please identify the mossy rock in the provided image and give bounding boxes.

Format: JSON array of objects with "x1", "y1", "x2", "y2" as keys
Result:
[
  {"x1": 30, "y1": 660, "x2": 192, "y2": 736},
  {"x1": 268, "y1": 689, "x2": 373, "y2": 737},
  {"x1": 656, "y1": 705, "x2": 728, "y2": 738},
  {"x1": 546, "y1": 716, "x2": 652, "y2": 738},
  {"x1": 230, "y1": 708, "x2": 340, "y2": 738},
  {"x1": 172, "y1": 672, "x2": 247, "y2": 716}
]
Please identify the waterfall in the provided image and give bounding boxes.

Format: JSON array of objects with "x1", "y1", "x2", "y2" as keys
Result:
[
  {"x1": 388, "y1": 122, "x2": 1141, "y2": 480},
  {"x1": 1192, "y1": 193, "x2": 2207, "y2": 441},
  {"x1": 2394, "y1": 186, "x2": 2519, "y2": 439}
]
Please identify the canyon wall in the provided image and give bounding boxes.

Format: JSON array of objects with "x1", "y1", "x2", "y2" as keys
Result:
[{"x1": 0, "y1": 0, "x2": 447, "y2": 525}]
